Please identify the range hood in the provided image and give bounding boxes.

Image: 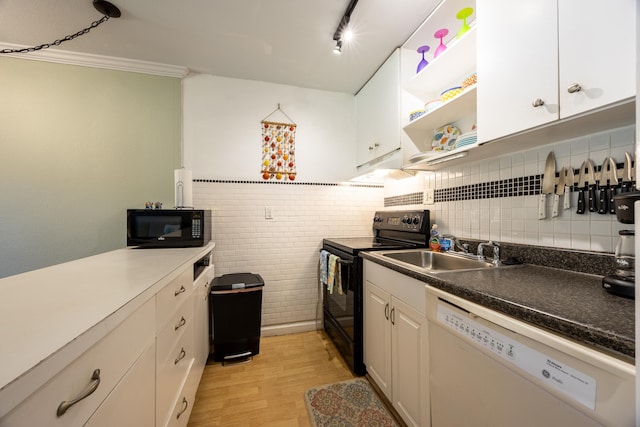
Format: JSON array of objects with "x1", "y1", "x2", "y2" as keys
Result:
[{"x1": 350, "y1": 148, "x2": 414, "y2": 183}]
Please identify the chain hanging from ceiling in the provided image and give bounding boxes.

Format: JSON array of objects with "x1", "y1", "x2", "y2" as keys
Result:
[{"x1": 0, "y1": 0, "x2": 121, "y2": 55}]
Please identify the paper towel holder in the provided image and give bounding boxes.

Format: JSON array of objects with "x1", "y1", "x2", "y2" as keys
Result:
[{"x1": 174, "y1": 168, "x2": 194, "y2": 209}]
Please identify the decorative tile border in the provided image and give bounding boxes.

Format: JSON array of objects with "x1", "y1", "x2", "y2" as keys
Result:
[
  {"x1": 383, "y1": 175, "x2": 548, "y2": 207},
  {"x1": 384, "y1": 192, "x2": 424, "y2": 207},
  {"x1": 193, "y1": 179, "x2": 383, "y2": 189},
  {"x1": 435, "y1": 175, "x2": 543, "y2": 202}
]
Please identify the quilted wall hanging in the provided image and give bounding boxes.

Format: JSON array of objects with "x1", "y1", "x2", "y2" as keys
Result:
[{"x1": 261, "y1": 104, "x2": 296, "y2": 181}]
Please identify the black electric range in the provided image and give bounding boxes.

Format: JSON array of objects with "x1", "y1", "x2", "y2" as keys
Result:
[{"x1": 321, "y1": 210, "x2": 431, "y2": 375}]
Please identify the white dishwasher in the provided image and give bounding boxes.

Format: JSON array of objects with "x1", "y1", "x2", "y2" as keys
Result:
[{"x1": 425, "y1": 287, "x2": 635, "y2": 427}]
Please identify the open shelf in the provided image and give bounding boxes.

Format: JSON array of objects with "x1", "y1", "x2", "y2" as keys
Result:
[
  {"x1": 403, "y1": 98, "x2": 635, "y2": 171},
  {"x1": 403, "y1": 26, "x2": 477, "y2": 100}
]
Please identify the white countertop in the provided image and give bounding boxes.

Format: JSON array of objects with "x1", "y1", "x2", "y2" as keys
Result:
[{"x1": 0, "y1": 243, "x2": 215, "y2": 417}]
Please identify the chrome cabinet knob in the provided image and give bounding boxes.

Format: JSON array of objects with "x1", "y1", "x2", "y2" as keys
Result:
[
  {"x1": 567, "y1": 83, "x2": 582, "y2": 93},
  {"x1": 532, "y1": 98, "x2": 545, "y2": 107}
]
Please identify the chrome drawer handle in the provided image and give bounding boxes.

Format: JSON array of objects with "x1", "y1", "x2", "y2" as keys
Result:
[
  {"x1": 174, "y1": 285, "x2": 186, "y2": 296},
  {"x1": 176, "y1": 397, "x2": 189, "y2": 419},
  {"x1": 175, "y1": 347, "x2": 186, "y2": 365},
  {"x1": 567, "y1": 83, "x2": 582, "y2": 93},
  {"x1": 174, "y1": 316, "x2": 187, "y2": 331},
  {"x1": 56, "y1": 369, "x2": 101, "y2": 417},
  {"x1": 532, "y1": 98, "x2": 545, "y2": 107}
]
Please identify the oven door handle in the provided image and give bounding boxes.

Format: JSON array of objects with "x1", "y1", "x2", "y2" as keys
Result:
[{"x1": 337, "y1": 259, "x2": 353, "y2": 266}]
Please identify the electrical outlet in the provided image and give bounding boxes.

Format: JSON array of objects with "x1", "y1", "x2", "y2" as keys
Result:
[
  {"x1": 265, "y1": 206, "x2": 274, "y2": 219},
  {"x1": 425, "y1": 189, "x2": 435, "y2": 205}
]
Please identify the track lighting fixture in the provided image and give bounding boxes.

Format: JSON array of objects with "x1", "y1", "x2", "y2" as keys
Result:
[
  {"x1": 333, "y1": 40, "x2": 343, "y2": 55},
  {"x1": 332, "y1": 0, "x2": 358, "y2": 53},
  {"x1": 0, "y1": 0, "x2": 121, "y2": 54}
]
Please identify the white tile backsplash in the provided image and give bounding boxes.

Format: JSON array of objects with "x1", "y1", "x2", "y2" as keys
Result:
[
  {"x1": 193, "y1": 181, "x2": 383, "y2": 332},
  {"x1": 409, "y1": 125, "x2": 635, "y2": 252}
]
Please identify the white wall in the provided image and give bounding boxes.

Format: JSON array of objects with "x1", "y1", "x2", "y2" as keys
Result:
[
  {"x1": 183, "y1": 74, "x2": 383, "y2": 334},
  {"x1": 182, "y1": 73, "x2": 357, "y2": 182}
]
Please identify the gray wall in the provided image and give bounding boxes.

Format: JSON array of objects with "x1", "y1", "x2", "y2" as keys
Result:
[{"x1": 0, "y1": 57, "x2": 182, "y2": 278}]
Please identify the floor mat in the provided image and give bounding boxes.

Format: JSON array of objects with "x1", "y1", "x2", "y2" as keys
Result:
[{"x1": 304, "y1": 378, "x2": 399, "y2": 426}]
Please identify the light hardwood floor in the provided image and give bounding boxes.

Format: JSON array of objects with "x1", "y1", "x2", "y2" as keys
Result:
[{"x1": 187, "y1": 330, "x2": 356, "y2": 426}]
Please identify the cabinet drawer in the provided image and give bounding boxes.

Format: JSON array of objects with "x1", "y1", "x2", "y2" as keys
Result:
[
  {"x1": 156, "y1": 300, "x2": 194, "y2": 368},
  {"x1": 84, "y1": 342, "x2": 156, "y2": 427},
  {"x1": 2, "y1": 298, "x2": 155, "y2": 427},
  {"x1": 157, "y1": 323, "x2": 194, "y2": 427},
  {"x1": 166, "y1": 371, "x2": 196, "y2": 427},
  {"x1": 157, "y1": 267, "x2": 193, "y2": 330}
]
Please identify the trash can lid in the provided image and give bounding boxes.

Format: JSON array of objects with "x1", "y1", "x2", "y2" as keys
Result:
[{"x1": 212, "y1": 273, "x2": 264, "y2": 290}]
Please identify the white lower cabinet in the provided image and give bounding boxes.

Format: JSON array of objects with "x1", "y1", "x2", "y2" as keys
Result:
[
  {"x1": 363, "y1": 260, "x2": 429, "y2": 427},
  {"x1": 0, "y1": 249, "x2": 215, "y2": 427},
  {"x1": 1, "y1": 297, "x2": 156, "y2": 427},
  {"x1": 85, "y1": 343, "x2": 156, "y2": 427}
]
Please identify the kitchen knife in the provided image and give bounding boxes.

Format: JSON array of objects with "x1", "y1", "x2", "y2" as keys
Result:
[
  {"x1": 552, "y1": 167, "x2": 565, "y2": 218},
  {"x1": 587, "y1": 160, "x2": 597, "y2": 212},
  {"x1": 598, "y1": 157, "x2": 611, "y2": 214},
  {"x1": 539, "y1": 152, "x2": 556, "y2": 220},
  {"x1": 621, "y1": 152, "x2": 633, "y2": 193},
  {"x1": 563, "y1": 167, "x2": 574, "y2": 210},
  {"x1": 607, "y1": 157, "x2": 619, "y2": 214},
  {"x1": 576, "y1": 161, "x2": 587, "y2": 214}
]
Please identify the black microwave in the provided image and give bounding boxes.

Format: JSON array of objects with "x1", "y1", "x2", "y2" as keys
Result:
[{"x1": 127, "y1": 209, "x2": 211, "y2": 248}]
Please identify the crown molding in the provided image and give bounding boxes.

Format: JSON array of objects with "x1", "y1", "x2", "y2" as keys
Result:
[{"x1": 0, "y1": 43, "x2": 189, "y2": 78}]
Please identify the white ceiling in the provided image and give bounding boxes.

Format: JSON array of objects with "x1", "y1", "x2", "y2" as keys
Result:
[{"x1": 0, "y1": 0, "x2": 440, "y2": 94}]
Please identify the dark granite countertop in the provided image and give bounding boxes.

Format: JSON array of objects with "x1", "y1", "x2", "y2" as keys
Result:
[{"x1": 360, "y1": 251, "x2": 635, "y2": 362}]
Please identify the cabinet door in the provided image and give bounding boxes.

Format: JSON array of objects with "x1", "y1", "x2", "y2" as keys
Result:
[
  {"x1": 477, "y1": 0, "x2": 559, "y2": 143},
  {"x1": 356, "y1": 49, "x2": 401, "y2": 166},
  {"x1": 558, "y1": 0, "x2": 636, "y2": 118},
  {"x1": 84, "y1": 343, "x2": 155, "y2": 427},
  {"x1": 363, "y1": 281, "x2": 392, "y2": 399},
  {"x1": 391, "y1": 296, "x2": 428, "y2": 427}
]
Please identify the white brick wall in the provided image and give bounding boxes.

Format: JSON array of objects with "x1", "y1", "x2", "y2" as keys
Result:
[{"x1": 193, "y1": 181, "x2": 383, "y2": 334}]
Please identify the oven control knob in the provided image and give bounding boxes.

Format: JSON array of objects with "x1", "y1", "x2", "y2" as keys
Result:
[
  {"x1": 402, "y1": 217, "x2": 409, "y2": 224},
  {"x1": 412, "y1": 217, "x2": 420, "y2": 225}
]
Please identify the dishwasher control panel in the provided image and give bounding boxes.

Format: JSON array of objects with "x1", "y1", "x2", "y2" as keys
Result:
[{"x1": 437, "y1": 302, "x2": 597, "y2": 410}]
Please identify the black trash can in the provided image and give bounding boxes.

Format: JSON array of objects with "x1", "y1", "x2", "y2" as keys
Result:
[{"x1": 209, "y1": 273, "x2": 264, "y2": 363}]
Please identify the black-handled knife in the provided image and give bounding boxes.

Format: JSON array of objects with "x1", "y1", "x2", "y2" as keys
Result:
[
  {"x1": 576, "y1": 161, "x2": 586, "y2": 214},
  {"x1": 607, "y1": 157, "x2": 619, "y2": 215},
  {"x1": 586, "y1": 160, "x2": 597, "y2": 212},
  {"x1": 598, "y1": 157, "x2": 610, "y2": 214},
  {"x1": 621, "y1": 152, "x2": 633, "y2": 193}
]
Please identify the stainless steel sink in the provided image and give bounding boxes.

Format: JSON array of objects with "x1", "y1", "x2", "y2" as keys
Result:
[{"x1": 373, "y1": 249, "x2": 496, "y2": 273}]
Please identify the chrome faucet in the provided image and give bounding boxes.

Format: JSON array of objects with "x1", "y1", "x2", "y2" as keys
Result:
[
  {"x1": 477, "y1": 241, "x2": 501, "y2": 266},
  {"x1": 441, "y1": 234, "x2": 470, "y2": 254}
]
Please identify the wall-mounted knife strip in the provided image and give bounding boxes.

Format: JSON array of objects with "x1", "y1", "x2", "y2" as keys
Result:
[{"x1": 549, "y1": 161, "x2": 635, "y2": 189}]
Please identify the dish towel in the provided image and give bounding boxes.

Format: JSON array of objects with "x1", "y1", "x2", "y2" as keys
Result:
[
  {"x1": 319, "y1": 250, "x2": 329, "y2": 287},
  {"x1": 327, "y1": 254, "x2": 340, "y2": 295}
]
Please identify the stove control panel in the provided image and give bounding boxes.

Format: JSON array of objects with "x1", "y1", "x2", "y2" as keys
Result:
[{"x1": 373, "y1": 210, "x2": 430, "y2": 233}]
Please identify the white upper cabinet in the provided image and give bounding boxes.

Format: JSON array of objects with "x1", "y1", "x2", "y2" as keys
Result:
[
  {"x1": 356, "y1": 49, "x2": 402, "y2": 168},
  {"x1": 477, "y1": 0, "x2": 558, "y2": 143},
  {"x1": 478, "y1": 0, "x2": 636, "y2": 143},
  {"x1": 557, "y1": 0, "x2": 636, "y2": 119}
]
